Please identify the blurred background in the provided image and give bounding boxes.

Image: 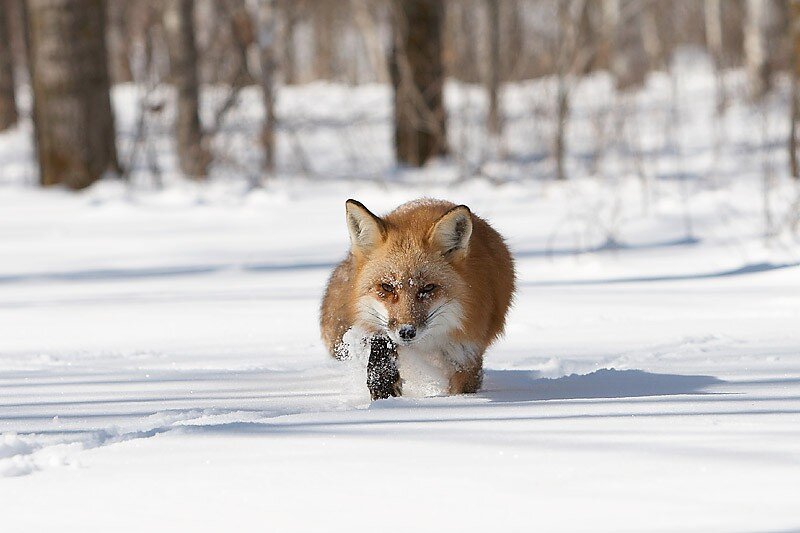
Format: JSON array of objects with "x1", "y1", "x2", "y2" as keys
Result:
[{"x1": 0, "y1": 0, "x2": 798, "y2": 227}]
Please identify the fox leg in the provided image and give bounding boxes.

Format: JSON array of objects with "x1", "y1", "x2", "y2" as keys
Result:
[
  {"x1": 367, "y1": 336, "x2": 402, "y2": 400},
  {"x1": 449, "y1": 364, "x2": 483, "y2": 395}
]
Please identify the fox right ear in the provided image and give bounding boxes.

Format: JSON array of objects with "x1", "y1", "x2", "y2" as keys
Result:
[
  {"x1": 429, "y1": 205, "x2": 472, "y2": 261},
  {"x1": 345, "y1": 199, "x2": 385, "y2": 254}
]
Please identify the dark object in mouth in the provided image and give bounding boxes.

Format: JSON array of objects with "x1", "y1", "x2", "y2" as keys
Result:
[{"x1": 367, "y1": 336, "x2": 401, "y2": 400}]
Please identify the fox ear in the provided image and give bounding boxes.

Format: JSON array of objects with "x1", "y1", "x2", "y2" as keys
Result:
[
  {"x1": 429, "y1": 205, "x2": 472, "y2": 260},
  {"x1": 345, "y1": 199, "x2": 385, "y2": 254}
]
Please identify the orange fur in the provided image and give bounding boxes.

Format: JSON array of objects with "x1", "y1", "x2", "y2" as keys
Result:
[{"x1": 320, "y1": 198, "x2": 515, "y2": 395}]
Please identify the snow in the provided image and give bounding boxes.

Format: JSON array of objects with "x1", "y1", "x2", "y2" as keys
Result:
[{"x1": 2, "y1": 60, "x2": 800, "y2": 531}]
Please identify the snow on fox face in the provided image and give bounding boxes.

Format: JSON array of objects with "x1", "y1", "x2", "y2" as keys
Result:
[
  {"x1": 356, "y1": 263, "x2": 466, "y2": 348},
  {"x1": 346, "y1": 200, "x2": 472, "y2": 347}
]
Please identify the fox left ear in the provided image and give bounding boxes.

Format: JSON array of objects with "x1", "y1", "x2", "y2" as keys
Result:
[
  {"x1": 345, "y1": 199, "x2": 386, "y2": 255},
  {"x1": 429, "y1": 205, "x2": 473, "y2": 261}
]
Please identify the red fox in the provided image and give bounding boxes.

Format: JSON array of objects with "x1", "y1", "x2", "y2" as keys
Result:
[{"x1": 320, "y1": 199, "x2": 515, "y2": 398}]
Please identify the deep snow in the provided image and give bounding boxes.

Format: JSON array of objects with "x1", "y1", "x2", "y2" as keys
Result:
[{"x1": 2, "y1": 60, "x2": 800, "y2": 531}]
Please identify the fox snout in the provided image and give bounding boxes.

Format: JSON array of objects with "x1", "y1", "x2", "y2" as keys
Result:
[
  {"x1": 389, "y1": 322, "x2": 420, "y2": 346},
  {"x1": 398, "y1": 325, "x2": 417, "y2": 341},
  {"x1": 388, "y1": 324, "x2": 418, "y2": 346},
  {"x1": 386, "y1": 316, "x2": 423, "y2": 344}
]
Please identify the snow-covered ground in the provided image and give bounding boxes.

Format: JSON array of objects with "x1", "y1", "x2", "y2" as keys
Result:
[{"x1": 2, "y1": 59, "x2": 800, "y2": 531}]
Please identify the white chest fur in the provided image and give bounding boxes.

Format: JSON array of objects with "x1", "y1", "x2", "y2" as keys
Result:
[{"x1": 396, "y1": 341, "x2": 478, "y2": 397}]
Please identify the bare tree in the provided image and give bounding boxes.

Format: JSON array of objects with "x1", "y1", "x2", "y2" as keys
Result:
[
  {"x1": 0, "y1": 0, "x2": 18, "y2": 130},
  {"x1": 313, "y1": 0, "x2": 336, "y2": 80},
  {"x1": 705, "y1": 0, "x2": 723, "y2": 68},
  {"x1": 603, "y1": 0, "x2": 648, "y2": 91},
  {"x1": 163, "y1": 0, "x2": 208, "y2": 179},
  {"x1": 705, "y1": 0, "x2": 726, "y2": 112},
  {"x1": 744, "y1": 0, "x2": 770, "y2": 100},
  {"x1": 446, "y1": 0, "x2": 480, "y2": 83},
  {"x1": 555, "y1": 1, "x2": 573, "y2": 181},
  {"x1": 27, "y1": 0, "x2": 119, "y2": 189},
  {"x1": 598, "y1": 0, "x2": 618, "y2": 74},
  {"x1": 641, "y1": 0, "x2": 665, "y2": 71},
  {"x1": 790, "y1": 0, "x2": 800, "y2": 179},
  {"x1": 485, "y1": 0, "x2": 501, "y2": 137},
  {"x1": 502, "y1": 0, "x2": 525, "y2": 81},
  {"x1": 280, "y1": 0, "x2": 298, "y2": 84},
  {"x1": 107, "y1": 0, "x2": 134, "y2": 84},
  {"x1": 352, "y1": 0, "x2": 388, "y2": 83},
  {"x1": 193, "y1": 0, "x2": 253, "y2": 86},
  {"x1": 554, "y1": 0, "x2": 591, "y2": 181},
  {"x1": 390, "y1": 0, "x2": 447, "y2": 167},
  {"x1": 256, "y1": 0, "x2": 277, "y2": 179}
]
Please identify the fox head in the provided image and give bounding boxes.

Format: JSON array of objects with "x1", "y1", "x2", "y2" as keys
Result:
[{"x1": 345, "y1": 199, "x2": 473, "y2": 348}]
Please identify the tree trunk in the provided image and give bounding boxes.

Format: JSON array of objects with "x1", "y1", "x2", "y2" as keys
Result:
[
  {"x1": 312, "y1": 0, "x2": 335, "y2": 80},
  {"x1": 502, "y1": 1, "x2": 523, "y2": 81},
  {"x1": 0, "y1": 0, "x2": 18, "y2": 131},
  {"x1": 257, "y1": 0, "x2": 277, "y2": 178},
  {"x1": 485, "y1": 0, "x2": 501, "y2": 136},
  {"x1": 790, "y1": 0, "x2": 800, "y2": 179},
  {"x1": 555, "y1": 0, "x2": 582, "y2": 181},
  {"x1": 744, "y1": 0, "x2": 770, "y2": 100},
  {"x1": 642, "y1": 1, "x2": 664, "y2": 71},
  {"x1": 280, "y1": 0, "x2": 297, "y2": 85},
  {"x1": 602, "y1": 0, "x2": 644, "y2": 91},
  {"x1": 226, "y1": 0, "x2": 256, "y2": 86},
  {"x1": 390, "y1": 0, "x2": 447, "y2": 167},
  {"x1": 598, "y1": 0, "x2": 618, "y2": 73},
  {"x1": 447, "y1": 1, "x2": 479, "y2": 83},
  {"x1": 705, "y1": 0, "x2": 726, "y2": 113},
  {"x1": 27, "y1": 0, "x2": 118, "y2": 189},
  {"x1": 705, "y1": 0, "x2": 723, "y2": 66},
  {"x1": 352, "y1": 0, "x2": 388, "y2": 83},
  {"x1": 107, "y1": 0, "x2": 133, "y2": 84},
  {"x1": 163, "y1": 0, "x2": 207, "y2": 179},
  {"x1": 555, "y1": 77, "x2": 569, "y2": 182}
]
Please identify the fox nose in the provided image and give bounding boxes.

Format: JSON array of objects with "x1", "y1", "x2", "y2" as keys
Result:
[{"x1": 398, "y1": 325, "x2": 416, "y2": 341}]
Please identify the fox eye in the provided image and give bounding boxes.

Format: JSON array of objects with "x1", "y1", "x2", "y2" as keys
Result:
[
  {"x1": 420, "y1": 283, "x2": 436, "y2": 294},
  {"x1": 380, "y1": 282, "x2": 394, "y2": 293}
]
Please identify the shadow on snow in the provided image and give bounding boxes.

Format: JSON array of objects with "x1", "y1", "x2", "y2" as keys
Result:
[
  {"x1": 1, "y1": 259, "x2": 794, "y2": 287},
  {"x1": 0, "y1": 259, "x2": 339, "y2": 285},
  {"x1": 480, "y1": 368, "x2": 721, "y2": 402},
  {"x1": 520, "y1": 262, "x2": 798, "y2": 287}
]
